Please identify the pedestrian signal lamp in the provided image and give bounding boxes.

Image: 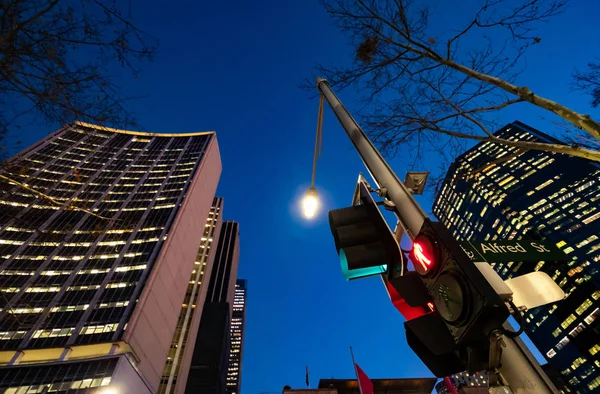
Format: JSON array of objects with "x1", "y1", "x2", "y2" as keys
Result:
[
  {"x1": 329, "y1": 180, "x2": 401, "y2": 281},
  {"x1": 411, "y1": 235, "x2": 437, "y2": 276}
]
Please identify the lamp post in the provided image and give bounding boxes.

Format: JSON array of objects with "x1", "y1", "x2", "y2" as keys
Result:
[{"x1": 302, "y1": 94, "x2": 325, "y2": 219}]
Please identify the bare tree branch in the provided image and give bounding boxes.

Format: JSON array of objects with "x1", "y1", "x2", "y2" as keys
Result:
[
  {"x1": 0, "y1": 173, "x2": 111, "y2": 220},
  {"x1": 0, "y1": 0, "x2": 158, "y2": 136},
  {"x1": 312, "y1": 0, "x2": 600, "y2": 174},
  {"x1": 573, "y1": 62, "x2": 600, "y2": 108}
]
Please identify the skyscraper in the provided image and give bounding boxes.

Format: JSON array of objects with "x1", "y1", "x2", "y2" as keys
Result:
[
  {"x1": 159, "y1": 198, "x2": 224, "y2": 394},
  {"x1": 0, "y1": 122, "x2": 222, "y2": 393},
  {"x1": 185, "y1": 221, "x2": 240, "y2": 394},
  {"x1": 226, "y1": 279, "x2": 247, "y2": 394},
  {"x1": 432, "y1": 121, "x2": 600, "y2": 393}
]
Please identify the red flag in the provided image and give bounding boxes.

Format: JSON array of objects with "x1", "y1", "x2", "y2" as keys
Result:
[{"x1": 354, "y1": 363, "x2": 374, "y2": 394}]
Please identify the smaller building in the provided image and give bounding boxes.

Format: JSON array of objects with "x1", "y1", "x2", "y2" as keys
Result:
[
  {"x1": 435, "y1": 371, "x2": 489, "y2": 393},
  {"x1": 283, "y1": 378, "x2": 437, "y2": 394},
  {"x1": 435, "y1": 381, "x2": 489, "y2": 394}
]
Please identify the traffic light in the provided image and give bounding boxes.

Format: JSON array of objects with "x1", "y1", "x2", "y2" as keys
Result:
[
  {"x1": 409, "y1": 219, "x2": 510, "y2": 345},
  {"x1": 328, "y1": 180, "x2": 401, "y2": 280}
]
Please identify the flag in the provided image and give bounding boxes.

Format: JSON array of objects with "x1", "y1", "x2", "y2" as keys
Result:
[
  {"x1": 354, "y1": 363, "x2": 374, "y2": 394},
  {"x1": 305, "y1": 365, "x2": 309, "y2": 387}
]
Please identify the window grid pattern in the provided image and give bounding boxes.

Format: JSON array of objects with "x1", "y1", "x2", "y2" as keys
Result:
[
  {"x1": 432, "y1": 122, "x2": 600, "y2": 393},
  {"x1": 0, "y1": 356, "x2": 117, "y2": 393},
  {"x1": 0, "y1": 124, "x2": 212, "y2": 351},
  {"x1": 158, "y1": 198, "x2": 222, "y2": 393}
]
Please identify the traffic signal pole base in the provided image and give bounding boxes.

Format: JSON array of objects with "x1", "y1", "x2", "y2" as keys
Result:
[{"x1": 497, "y1": 322, "x2": 559, "y2": 394}]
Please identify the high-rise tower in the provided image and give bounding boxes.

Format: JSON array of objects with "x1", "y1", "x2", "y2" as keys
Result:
[
  {"x1": 159, "y1": 198, "x2": 224, "y2": 394},
  {"x1": 226, "y1": 279, "x2": 247, "y2": 394},
  {"x1": 0, "y1": 122, "x2": 221, "y2": 393},
  {"x1": 185, "y1": 221, "x2": 240, "y2": 394}
]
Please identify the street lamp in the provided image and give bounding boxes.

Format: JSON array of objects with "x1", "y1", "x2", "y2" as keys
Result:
[
  {"x1": 302, "y1": 94, "x2": 325, "y2": 219},
  {"x1": 302, "y1": 187, "x2": 319, "y2": 219}
]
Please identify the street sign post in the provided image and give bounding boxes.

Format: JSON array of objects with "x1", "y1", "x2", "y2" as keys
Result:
[{"x1": 460, "y1": 240, "x2": 568, "y2": 263}]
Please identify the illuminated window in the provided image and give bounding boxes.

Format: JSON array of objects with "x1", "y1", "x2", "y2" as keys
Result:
[
  {"x1": 25, "y1": 287, "x2": 61, "y2": 293},
  {"x1": 576, "y1": 299, "x2": 593, "y2": 315},
  {"x1": 571, "y1": 357, "x2": 587, "y2": 371},
  {"x1": 584, "y1": 308, "x2": 599, "y2": 325},
  {"x1": 32, "y1": 327, "x2": 75, "y2": 339},
  {"x1": 583, "y1": 211, "x2": 600, "y2": 224},
  {"x1": 552, "y1": 327, "x2": 562, "y2": 338},
  {"x1": 561, "y1": 314, "x2": 577, "y2": 330},
  {"x1": 80, "y1": 323, "x2": 118, "y2": 335},
  {"x1": 556, "y1": 336, "x2": 570, "y2": 350}
]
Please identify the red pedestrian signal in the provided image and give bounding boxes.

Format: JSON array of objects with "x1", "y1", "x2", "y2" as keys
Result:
[{"x1": 411, "y1": 235, "x2": 437, "y2": 276}]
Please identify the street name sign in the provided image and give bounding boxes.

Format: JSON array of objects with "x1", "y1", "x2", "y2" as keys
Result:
[{"x1": 460, "y1": 240, "x2": 568, "y2": 263}]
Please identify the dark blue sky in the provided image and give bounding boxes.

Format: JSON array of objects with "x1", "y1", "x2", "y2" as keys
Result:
[{"x1": 9, "y1": 0, "x2": 600, "y2": 393}]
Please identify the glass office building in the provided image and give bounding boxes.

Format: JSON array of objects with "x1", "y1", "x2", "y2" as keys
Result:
[
  {"x1": 433, "y1": 121, "x2": 600, "y2": 393},
  {"x1": 0, "y1": 122, "x2": 222, "y2": 392}
]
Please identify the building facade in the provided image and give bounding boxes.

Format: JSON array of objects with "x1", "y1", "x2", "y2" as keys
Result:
[
  {"x1": 0, "y1": 122, "x2": 222, "y2": 392},
  {"x1": 432, "y1": 121, "x2": 600, "y2": 392},
  {"x1": 435, "y1": 371, "x2": 488, "y2": 394},
  {"x1": 226, "y1": 279, "x2": 247, "y2": 394},
  {"x1": 185, "y1": 221, "x2": 240, "y2": 394},
  {"x1": 159, "y1": 198, "x2": 224, "y2": 394}
]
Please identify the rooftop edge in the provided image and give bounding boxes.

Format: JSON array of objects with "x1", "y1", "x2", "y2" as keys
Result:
[{"x1": 74, "y1": 121, "x2": 215, "y2": 138}]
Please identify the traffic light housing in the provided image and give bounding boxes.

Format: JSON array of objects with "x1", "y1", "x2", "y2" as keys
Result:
[
  {"x1": 404, "y1": 313, "x2": 471, "y2": 377},
  {"x1": 384, "y1": 252, "x2": 433, "y2": 320},
  {"x1": 409, "y1": 219, "x2": 510, "y2": 345},
  {"x1": 328, "y1": 181, "x2": 402, "y2": 280}
]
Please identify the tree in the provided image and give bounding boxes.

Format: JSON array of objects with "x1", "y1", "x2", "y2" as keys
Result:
[
  {"x1": 573, "y1": 63, "x2": 600, "y2": 109},
  {"x1": 311, "y1": 0, "x2": 600, "y2": 165},
  {"x1": 0, "y1": 0, "x2": 157, "y2": 137}
]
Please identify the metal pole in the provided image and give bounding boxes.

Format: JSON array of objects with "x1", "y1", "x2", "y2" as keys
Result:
[
  {"x1": 316, "y1": 78, "x2": 427, "y2": 239},
  {"x1": 310, "y1": 95, "x2": 325, "y2": 188},
  {"x1": 316, "y1": 77, "x2": 558, "y2": 394}
]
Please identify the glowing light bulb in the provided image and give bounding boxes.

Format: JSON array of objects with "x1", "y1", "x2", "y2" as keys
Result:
[{"x1": 302, "y1": 188, "x2": 319, "y2": 219}]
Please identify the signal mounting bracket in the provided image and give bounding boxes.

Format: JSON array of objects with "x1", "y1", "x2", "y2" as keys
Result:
[{"x1": 488, "y1": 330, "x2": 506, "y2": 387}]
